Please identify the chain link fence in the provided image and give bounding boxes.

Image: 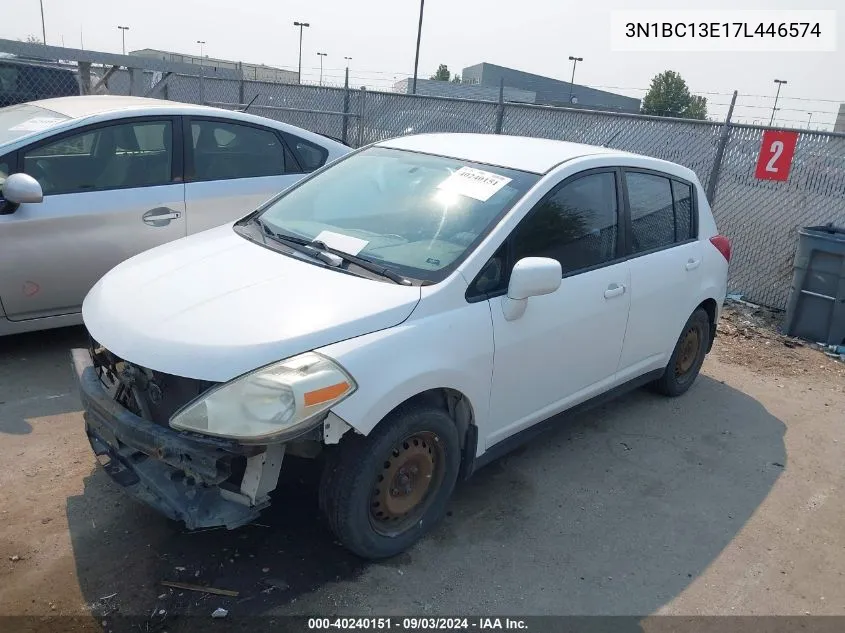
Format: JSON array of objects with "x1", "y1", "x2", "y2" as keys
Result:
[{"x1": 3, "y1": 40, "x2": 844, "y2": 311}]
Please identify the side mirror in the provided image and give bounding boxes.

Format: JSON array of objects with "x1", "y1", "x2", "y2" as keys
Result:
[
  {"x1": 2, "y1": 173, "x2": 43, "y2": 212},
  {"x1": 502, "y1": 257, "x2": 562, "y2": 321}
]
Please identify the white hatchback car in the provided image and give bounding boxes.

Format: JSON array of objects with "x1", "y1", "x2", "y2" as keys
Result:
[
  {"x1": 72, "y1": 133, "x2": 732, "y2": 559},
  {"x1": 0, "y1": 96, "x2": 349, "y2": 335}
]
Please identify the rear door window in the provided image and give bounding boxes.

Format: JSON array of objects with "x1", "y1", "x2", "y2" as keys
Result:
[
  {"x1": 190, "y1": 120, "x2": 287, "y2": 181},
  {"x1": 624, "y1": 171, "x2": 697, "y2": 254}
]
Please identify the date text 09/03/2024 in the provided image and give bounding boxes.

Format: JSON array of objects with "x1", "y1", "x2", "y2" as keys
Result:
[{"x1": 308, "y1": 618, "x2": 529, "y2": 630}]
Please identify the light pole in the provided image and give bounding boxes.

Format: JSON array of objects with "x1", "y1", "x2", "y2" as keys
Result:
[
  {"x1": 118, "y1": 25, "x2": 129, "y2": 55},
  {"x1": 317, "y1": 52, "x2": 327, "y2": 86},
  {"x1": 807, "y1": 112, "x2": 813, "y2": 127},
  {"x1": 411, "y1": 0, "x2": 424, "y2": 94},
  {"x1": 770, "y1": 79, "x2": 787, "y2": 126},
  {"x1": 39, "y1": 0, "x2": 46, "y2": 44},
  {"x1": 567, "y1": 56, "x2": 583, "y2": 104},
  {"x1": 197, "y1": 40, "x2": 206, "y2": 103},
  {"x1": 344, "y1": 56, "x2": 352, "y2": 71},
  {"x1": 293, "y1": 21, "x2": 310, "y2": 84}
]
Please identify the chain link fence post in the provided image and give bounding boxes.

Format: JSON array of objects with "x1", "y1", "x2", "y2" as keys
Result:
[
  {"x1": 356, "y1": 86, "x2": 367, "y2": 147},
  {"x1": 77, "y1": 62, "x2": 91, "y2": 95},
  {"x1": 705, "y1": 90, "x2": 737, "y2": 205},
  {"x1": 342, "y1": 67, "x2": 350, "y2": 145},
  {"x1": 238, "y1": 62, "x2": 245, "y2": 106},
  {"x1": 495, "y1": 78, "x2": 504, "y2": 134}
]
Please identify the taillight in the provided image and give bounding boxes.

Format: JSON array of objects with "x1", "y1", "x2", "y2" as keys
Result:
[{"x1": 710, "y1": 235, "x2": 732, "y2": 262}]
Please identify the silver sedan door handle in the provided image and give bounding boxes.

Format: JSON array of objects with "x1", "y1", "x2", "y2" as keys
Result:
[
  {"x1": 142, "y1": 207, "x2": 182, "y2": 227},
  {"x1": 604, "y1": 283, "x2": 626, "y2": 299},
  {"x1": 685, "y1": 258, "x2": 702, "y2": 271}
]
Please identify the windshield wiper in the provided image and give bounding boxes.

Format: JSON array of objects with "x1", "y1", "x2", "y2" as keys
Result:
[
  {"x1": 309, "y1": 239, "x2": 412, "y2": 285},
  {"x1": 253, "y1": 218, "x2": 411, "y2": 285}
]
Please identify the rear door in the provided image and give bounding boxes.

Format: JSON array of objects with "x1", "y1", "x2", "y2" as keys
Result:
[
  {"x1": 183, "y1": 117, "x2": 313, "y2": 234},
  {"x1": 615, "y1": 169, "x2": 703, "y2": 379},
  {"x1": 0, "y1": 116, "x2": 185, "y2": 320}
]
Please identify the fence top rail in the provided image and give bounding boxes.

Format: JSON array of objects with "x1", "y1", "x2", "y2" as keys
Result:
[
  {"x1": 0, "y1": 39, "x2": 241, "y2": 78},
  {"x1": 206, "y1": 101, "x2": 359, "y2": 118},
  {"x1": 505, "y1": 100, "x2": 722, "y2": 127},
  {"x1": 729, "y1": 121, "x2": 845, "y2": 140}
]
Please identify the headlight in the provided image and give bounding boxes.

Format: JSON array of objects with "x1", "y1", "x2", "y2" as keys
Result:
[{"x1": 170, "y1": 352, "x2": 356, "y2": 443}]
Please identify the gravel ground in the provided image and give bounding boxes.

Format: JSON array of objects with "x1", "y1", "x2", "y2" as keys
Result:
[{"x1": 0, "y1": 308, "x2": 843, "y2": 631}]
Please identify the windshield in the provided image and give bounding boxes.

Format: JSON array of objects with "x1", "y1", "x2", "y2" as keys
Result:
[
  {"x1": 0, "y1": 104, "x2": 70, "y2": 145},
  {"x1": 256, "y1": 147, "x2": 539, "y2": 283}
]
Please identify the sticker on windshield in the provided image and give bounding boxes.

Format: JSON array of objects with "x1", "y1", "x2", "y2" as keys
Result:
[
  {"x1": 313, "y1": 230, "x2": 369, "y2": 256},
  {"x1": 437, "y1": 167, "x2": 512, "y2": 202},
  {"x1": 9, "y1": 117, "x2": 66, "y2": 132}
]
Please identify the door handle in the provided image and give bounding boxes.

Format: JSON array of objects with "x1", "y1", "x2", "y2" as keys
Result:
[
  {"x1": 685, "y1": 258, "x2": 701, "y2": 271},
  {"x1": 604, "y1": 283, "x2": 626, "y2": 299},
  {"x1": 142, "y1": 207, "x2": 182, "y2": 227}
]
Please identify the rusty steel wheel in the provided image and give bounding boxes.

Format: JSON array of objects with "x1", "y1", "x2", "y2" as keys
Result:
[
  {"x1": 652, "y1": 307, "x2": 711, "y2": 397},
  {"x1": 370, "y1": 431, "x2": 446, "y2": 537},
  {"x1": 674, "y1": 326, "x2": 701, "y2": 379}
]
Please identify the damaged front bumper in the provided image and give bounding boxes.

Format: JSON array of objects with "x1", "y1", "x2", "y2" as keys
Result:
[{"x1": 71, "y1": 348, "x2": 282, "y2": 530}]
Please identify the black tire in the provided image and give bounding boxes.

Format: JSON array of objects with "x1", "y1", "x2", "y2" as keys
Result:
[
  {"x1": 319, "y1": 404, "x2": 460, "y2": 559},
  {"x1": 652, "y1": 307, "x2": 711, "y2": 397}
]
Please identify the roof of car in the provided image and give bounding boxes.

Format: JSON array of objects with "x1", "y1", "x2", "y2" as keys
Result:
[
  {"x1": 377, "y1": 133, "x2": 627, "y2": 174},
  {"x1": 32, "y1": 95, "x2": 216, "y2": 118}
]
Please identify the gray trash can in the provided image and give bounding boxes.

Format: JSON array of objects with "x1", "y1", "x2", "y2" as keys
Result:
[{"x1": 783, "y1": 224, "x2": 845, "y2": 346}]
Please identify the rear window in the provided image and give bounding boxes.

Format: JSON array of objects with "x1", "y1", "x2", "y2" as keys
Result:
[{"x1": 0, "y1": 104, "x2": 70, "y2": 144}]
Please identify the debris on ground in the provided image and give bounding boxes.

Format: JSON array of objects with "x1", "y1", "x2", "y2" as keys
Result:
[
  {"x1": 715, "y1": 298, "x2": 845, "y2": 379},
  {"x1": 8, "y1": 555, "x2": 20, "y2": 562},
  {"x1": 161, "y1": 580, "x2": 239, "y2": 597},
  {"x1": 88, "y1": 592, "x2": 120, "y2": 618},
  {"x1": 211, "y1": 607, "x2": 229, "y2": 618}
]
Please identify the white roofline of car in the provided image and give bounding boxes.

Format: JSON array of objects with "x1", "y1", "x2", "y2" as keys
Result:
[
  {"x1": 376, "y1": 132, "x2": 690, "y2": 177},
  {"x1": 4, "y1": 96, "x2": 348, "y2": 151}
]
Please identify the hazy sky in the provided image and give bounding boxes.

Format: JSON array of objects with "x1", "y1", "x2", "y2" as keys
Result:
[{"x1": 4, "y1": 0, "x2": 844, "y2": 129}]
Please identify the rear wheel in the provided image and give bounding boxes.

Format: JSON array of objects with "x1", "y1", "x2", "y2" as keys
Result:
[
  {"x1": 652, "y1": 308, "x2": 711, "y2": 397},
  {"x1": 319, "y1": 405, "x2": 460, "y2": 559}
]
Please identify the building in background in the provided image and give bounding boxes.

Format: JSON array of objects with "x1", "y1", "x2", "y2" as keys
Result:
[
  {"x1": 835, "y1": 104, "x2": 845, "y2": 133},
  {"x1": 461, "y1": 62, "x2": 641, "y2": 113},
  {"x1": 129, "y1": 48, "x2": 298, "y2": 84},
  {"x1": 392, "y1": 77, "x2": 535, "y2": 103}
]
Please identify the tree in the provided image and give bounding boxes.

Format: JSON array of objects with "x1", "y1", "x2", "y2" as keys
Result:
[
  {"x1": 23, "y1": 34, "x2": 43, "y2": 44},
  {"x1": 451, "y1": 74, "x2": 461, "y2": 84},
  {"x1": 641, "y1": 70, "x2": 708, "y2": 120},
  {"x1": 430, "y1": 64, "x2": 451, "y2": 81}
]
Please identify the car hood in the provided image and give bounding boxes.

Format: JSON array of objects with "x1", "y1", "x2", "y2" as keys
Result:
[{"x1": 83, "y1": 224, "x2": 422, "y2": 382}]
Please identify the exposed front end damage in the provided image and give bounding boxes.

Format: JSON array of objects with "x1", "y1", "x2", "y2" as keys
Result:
[{"x1": 71, "y1": 348, "x2": 290, "y2": 529}]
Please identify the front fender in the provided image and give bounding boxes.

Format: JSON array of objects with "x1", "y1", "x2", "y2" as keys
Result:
[{"x1": 317, "y1": 301, "x2": 494, "y2": 457}]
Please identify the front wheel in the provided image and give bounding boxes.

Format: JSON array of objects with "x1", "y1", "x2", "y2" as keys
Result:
[
  {"x1": 319, "y1": 405, "x2": 461, "y2": 559},
  {"x1": 651, "y1": 307, "x2": 711, "y2": 397}
]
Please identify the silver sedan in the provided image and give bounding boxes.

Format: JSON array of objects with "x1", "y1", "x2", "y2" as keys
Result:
[{"x1": 0, "y1": 96, "x2": 350, "y2": 335}]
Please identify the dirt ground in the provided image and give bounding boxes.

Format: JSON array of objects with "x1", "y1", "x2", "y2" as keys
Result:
[{"x1": 1, "y1": 301, "x2": 844, "y2": 631}]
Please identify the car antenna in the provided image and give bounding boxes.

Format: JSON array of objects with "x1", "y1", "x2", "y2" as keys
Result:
[
  {"x1": 601, "y1": 129, "x2": 623, "y2": 148},
  {"x1": 239, "y1": 94, "x2": 260, "y2": 113}
]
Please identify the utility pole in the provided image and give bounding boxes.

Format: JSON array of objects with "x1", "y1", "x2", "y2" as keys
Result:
[
  {"x1": 293, "y1": 21, "x2": 310, "y2": 84},
  {"x1": 567, "y1": 56, "x2": 583, "y2": 104},
  {"x1": 118, "y1": 26, "x2": 129, "y2": 55},
  {"x1": 770, "y1": 79, "x2": 787, "y2": 126},
  {"x1": 411, "y1": 0, "x2": 424, "y2": 94},
  {"x1": 39, "y1": 0, "x2": 47, "y2": 44},
  {"x1": 317, "y1": 52, "x2": 327, "y2": 86},
  {"x1": 807, "y1": 112, "x2": 813, "y2": 127}
]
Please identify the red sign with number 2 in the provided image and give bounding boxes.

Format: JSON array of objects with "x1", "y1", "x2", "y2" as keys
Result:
[{"x1": 754, "y1": 130, "x2": 799, "y2": 182}]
